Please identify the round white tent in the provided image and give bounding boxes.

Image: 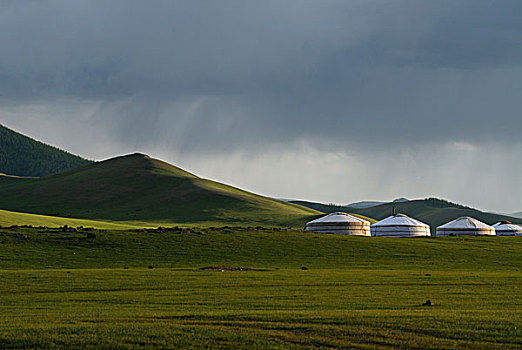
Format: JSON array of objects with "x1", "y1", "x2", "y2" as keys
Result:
[
  {"x1": 436, "y1": 217, "x2": 495, "y2": 236},
  {"x1": 370, "y1": 214, "x2": 430, "y2": 237},
  {"x1": 305, "y1": 212, "x2": 370, "y2": 236},
  {"x1": 492, "y1": 221, "x2": 522, "y2": 236}
]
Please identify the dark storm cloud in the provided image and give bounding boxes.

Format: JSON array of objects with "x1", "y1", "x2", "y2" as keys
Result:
[
  {"x1": 1, "y1": 0, "x2": 522, "y2": 150},
  {"x1": 334, "y1": 1, "x2": 522, "y2": 70},
  {"x1": 1, "y1": 0, "x2": 522, "y2": 212}
]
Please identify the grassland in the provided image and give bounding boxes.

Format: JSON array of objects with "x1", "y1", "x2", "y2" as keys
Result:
[
  {"x1": 1, "y1": 268, "x2": 520, "y2": 349},
  {"x1": 0, "y1": 209, "x2": 139, "y2": 230},
  {"x1": 0, "y1": 226, "x2": 521, "y2": 349},
  {"x1": 0, "y1": 208, "x2": 267, "y2": 230}
]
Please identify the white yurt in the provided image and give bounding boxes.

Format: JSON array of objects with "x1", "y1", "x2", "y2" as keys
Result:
[
  {"x1": 305, "y1": 212, "x2": 371, "y2": 236},
  {"x1": 436, "y1": 217, "x2": 495, "y2": 236},
  {"x1": 492, "y1": 221, "x2": 522, "y2": 236},
  {"x1": 370, "y1": 214, "x2": 431, "y2": 237}
]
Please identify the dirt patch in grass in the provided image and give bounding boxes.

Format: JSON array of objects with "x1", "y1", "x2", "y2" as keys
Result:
[{"x1": 199, "y1": 266, "x2": 261, "y2": 271}]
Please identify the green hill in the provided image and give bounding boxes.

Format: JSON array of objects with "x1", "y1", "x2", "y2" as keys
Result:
[
  {"x1": 0, "y1": 153, "x2": 319, "y2": 227},
  {"x1": 0, "y1": 124, "x2": 92, "y2": 177},
  {"x1": 291, "y1": 198, "x2": 522, "y2": 230}
]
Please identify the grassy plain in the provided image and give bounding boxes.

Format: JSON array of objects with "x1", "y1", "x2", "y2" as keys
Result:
[
  {"x1": 0, "y1": 227, "x2": 521, "y2": 349},
  {"x1": 0, "y1": 209, "x2": 139, "y2": 230}
]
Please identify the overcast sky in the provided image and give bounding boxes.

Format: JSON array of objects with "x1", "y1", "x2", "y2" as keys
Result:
[{"x1": 1, "y1": 0, "x2": 521, "y2": 213}]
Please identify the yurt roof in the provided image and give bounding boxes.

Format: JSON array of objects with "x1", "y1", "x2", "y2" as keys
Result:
[
  {"x1": 492, "y1": 222, "x2": 522, "y2": 231},
  {"x1": 307, "y1": 212, "x2": 369, "y2": 225},
  {"x1": 371, "y1": 214, "x2": 429, "y2": 227},
  {"x1": 437, "y1": 216, "x2": 492, "y2": 229}
]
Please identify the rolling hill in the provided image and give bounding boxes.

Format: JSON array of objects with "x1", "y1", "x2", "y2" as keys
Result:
[
  {"x1": 344, "y1": 200, "x2": 384, "y2": 209},
  {"x1": 346, "y1": 197, "x2": 408, "y2": 209},
  {"x1": 510, "y1": 211, "x2": 522, "y2": 219},
  {"x1": 0, "y1": 124, "x2": 92, "y2": 177},
  {"x1": 292, "y1": 198, "x2": 522, "y2": 230},
  {"x1": 0, "y1": 153, "x2": 320, "y2": 227}
]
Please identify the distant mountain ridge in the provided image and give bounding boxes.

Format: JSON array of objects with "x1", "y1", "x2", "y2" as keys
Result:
[
  {"x1": 291, "y1": 198, "x2": 521, "y2": 230},
  {"x1": 0, "y1": 124, "x2": 92, "y2": 177},
  {"x1": 509, "y1": 211, "x2": 522, "y2": 219},
  {"x1": 344, "y1": 201, "x2": 384, "y2": 209},
  {"x1": 346, "y1": 197, "x2": 409, "y2": 209}
]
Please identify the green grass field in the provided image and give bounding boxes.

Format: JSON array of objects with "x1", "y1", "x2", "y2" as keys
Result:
[
  {"x1": 0, "y1": 208, "x2": 257, "y2": 230},
  {"x1": 0, "y1": 209, "x2": 140, "y2": 230},
  {"x1": 0, "y1": 227, "x2": 521, "y2": 349}
]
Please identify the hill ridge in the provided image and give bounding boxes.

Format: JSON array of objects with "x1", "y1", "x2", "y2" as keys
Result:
[
  {"x1": 0, "y1": 124, "x2": 92, "y2": 177},
  {"x1": 0, "y1": 153, "x2": 319, "y2": 227}
]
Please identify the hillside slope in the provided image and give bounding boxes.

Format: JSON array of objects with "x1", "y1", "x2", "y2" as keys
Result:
[
  {"x1": 292, "y1": 198, "x2": 522, "y2": 229},
  {"x1": 0, "y1": 153, "x2": 320, "y2": 227},
  {"x1": 0, "y1": 124, "x2": 92, "y2": 177}
]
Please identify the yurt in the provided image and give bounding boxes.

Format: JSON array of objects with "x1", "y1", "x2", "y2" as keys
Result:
[
  {"x1": 370, "y1": 214, "x2": 430, "y2": 237},
  {"x1": 492, "y1": 221, "x2": 522, "y2": 236},
  {"x1": 436, "y1": 217, "x2": 495, "y2": 236},
  {"x1": 305, "y1": 212, "x2": 371, "y2": 236}
]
